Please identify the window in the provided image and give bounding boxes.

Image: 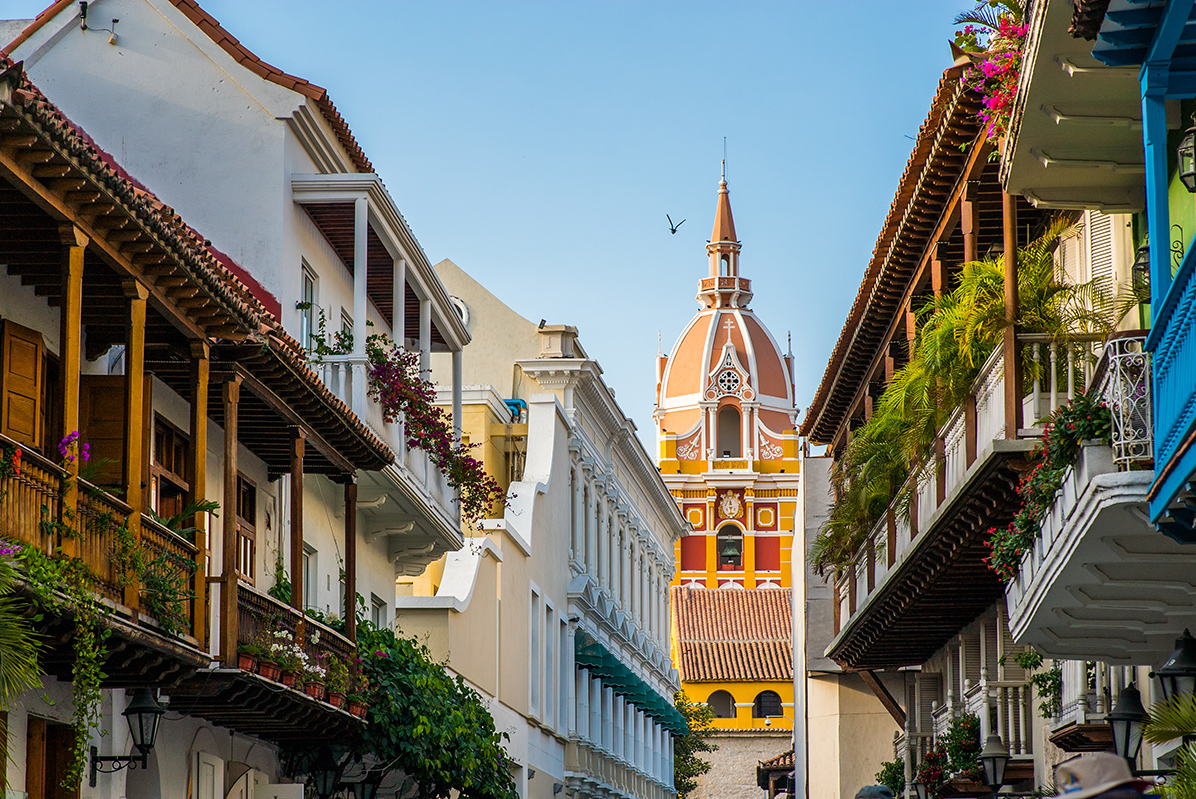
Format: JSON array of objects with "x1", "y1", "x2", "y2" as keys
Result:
[
  {"x1": 371, "y1": 593, "x2": 387, "y2": 629},
  {"x1": 544, "y1": 604, "x2": 556, "y2": 728},
  {"x1": 235, "y1": 475, "x2": 256, "y2": 584},
  {"x1": 529, "y1": 589, "x2": 541, "y2": 715},
  {"x1": 303, "y1": 544, "x2": 317, "y2": 609},
  {"x1": 340, "y1": 310, "x2": 353, "y2": 353},
  {"x1": 300, "y1": 266, "x2": 317, "y2": 350},
  {"x1": 151, "y1": 417, "x2": 189, "y2": 520},
  {"x1": 707, "y1": 690, "x2": 735, "y2": 719},
  {"x1": 753, "y1": 690, "x2": 783, "y2": 718},
  {"x1": 716, "y1": 524, "x2": 743, "y2": 570},
  {"x1": 717, "y1": 406, "x2": 741, "y2": 457}
]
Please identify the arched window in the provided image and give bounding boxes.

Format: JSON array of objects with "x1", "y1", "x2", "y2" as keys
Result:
[
  {"x1": 717, "y1": 406, "x2": 741, "y2": 458},
  {"x1": 753, "y1": 690, "x2": 783, "y2": 718},
  {"x1": 707, "y1": 690, "x2": 735, "y2": 719},
  {"x1": 717, "y1": 524, "x2": 743, "y2": 570},
  {"x1": 720, "y1": 255, "x2": 730, "y2": 276}
]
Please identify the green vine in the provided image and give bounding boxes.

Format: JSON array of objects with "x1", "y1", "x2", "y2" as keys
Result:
[
  {"x1": 1007, "y1": 649, "x2": 1062, "y2": 717},
  {"x1": 876, "y1": 758, "x2": 905, "y2": 797}
]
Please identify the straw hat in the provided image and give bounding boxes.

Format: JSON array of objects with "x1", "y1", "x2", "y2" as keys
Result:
[{"x1": 1054, "y1": 753, "x2": 1155, "y2": 799}]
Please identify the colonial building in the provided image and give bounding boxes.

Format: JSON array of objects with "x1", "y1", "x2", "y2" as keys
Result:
[
  {"x1": 0, "y1": 2, "x2": 475, "y2": 796},
  {"x1": 397, "y1": 259, "x2": 688, "y2": 799},
  {"x1": 655, "y1": 172, "x2": 799, "y2": 798}
]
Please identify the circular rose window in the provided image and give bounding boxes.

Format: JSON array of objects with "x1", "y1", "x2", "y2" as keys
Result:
[{"x1": 717, "y1": 370, "x2": 741, "y2": 394}]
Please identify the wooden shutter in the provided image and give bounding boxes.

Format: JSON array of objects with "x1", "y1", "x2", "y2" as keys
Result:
[
  {"x1": 25, "y1": 716, "x2": 46, "y2": 799},
  {"x1": 79, "y1": 375, "x2": 151, "y2": 489},
  {"x1": 1087, "y1": 211, "x2": 1117, "y2": 290},
  {"x1": 1, "y1": 319, "x2": 43, "y2": 448},
  {"x1": 44, "y1": 723, "x2": 78, "y2": 799}
]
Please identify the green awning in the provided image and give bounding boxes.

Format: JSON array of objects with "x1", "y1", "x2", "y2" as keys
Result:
[{"x1": 575, "y1": 632, "x2": 689, "y2": 736}]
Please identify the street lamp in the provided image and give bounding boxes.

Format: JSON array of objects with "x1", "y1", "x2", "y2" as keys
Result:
[
  {"x1": 1132, "y1": 244, "x2": 1150, "y2": 291},
  {"x1": 979, "y1": 735, "x2": 1010, "y2": 794},
  {"x1": 1180, "y1": 116, "x2": 1196, "y2": 193},
  {"x1": 1107, "y1": 685, "x2": 1148, "y2": 763},
  {"x1": 89, "y1": 688, "x2": 167, "y2": 786},
  {"x1": 309, "y1": 747, "x2": 345, "y2": 799},
  {"x1": 1153, "y1": 629, "x2": 1196, "y2": 702},
  {"x1": 348, "y1": 770, "x2": 385, "y2": 799}
]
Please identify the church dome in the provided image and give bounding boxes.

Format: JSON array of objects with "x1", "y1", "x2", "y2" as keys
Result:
[{"x1": 655, "y1": 172, "x2": 799, "y2": 454}]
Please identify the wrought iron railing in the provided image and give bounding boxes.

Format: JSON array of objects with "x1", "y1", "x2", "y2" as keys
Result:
[{"x1": 1093, "y1": 333, "x2": 1152, "y2": 468}]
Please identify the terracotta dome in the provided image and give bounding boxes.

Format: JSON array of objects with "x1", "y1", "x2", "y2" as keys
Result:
[{"x1": 655, "y1": 174, "x2": 798, "y2": 452}]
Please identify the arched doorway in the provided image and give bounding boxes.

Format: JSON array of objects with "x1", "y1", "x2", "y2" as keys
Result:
[{"x1": 717, "y1": 406, "x2": 741, "y2": 458}]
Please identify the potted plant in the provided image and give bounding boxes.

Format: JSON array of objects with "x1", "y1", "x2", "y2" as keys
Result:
[
  {"x1": 346, "y1": 672, "x2": 370, "y2": 717},
  {"x1": 304, "y1": 658, "x2": 327, "y2": 700},
  {"x1": 325, "y1": 656, "x2": 349, "y2": 708},
  {"x1": 236, "y1": 640, "x2": 262, "y2": 673},
  {"x1": 267, "y1": 629, "x2": 305, "y2": 687}
]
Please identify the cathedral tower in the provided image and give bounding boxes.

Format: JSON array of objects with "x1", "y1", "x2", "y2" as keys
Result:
[{"x1": 658, "y1": 171, "x2": 799, "y2": 791}]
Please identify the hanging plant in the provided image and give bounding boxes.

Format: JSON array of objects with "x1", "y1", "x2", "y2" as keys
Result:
[
  {"x1": 983, "y1": 392, "x2": 1112, "y2": 581},
  {"x1": 953, "y1": 1, "x2": 1029, "y2": 142},
  {"x1": 365, "y1": 335, "x2": 506, "y2": 525}
]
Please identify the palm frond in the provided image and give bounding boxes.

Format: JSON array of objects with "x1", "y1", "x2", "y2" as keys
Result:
[{"x1": 1144, "y1": 692, "x2": 1196, "y2": 744}]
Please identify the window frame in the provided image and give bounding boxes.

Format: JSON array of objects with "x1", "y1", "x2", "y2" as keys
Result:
[{"x1": 150, "y1": 415, "x2": 190, "y2": 521}]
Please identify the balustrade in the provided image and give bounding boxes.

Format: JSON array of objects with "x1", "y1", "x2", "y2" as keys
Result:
[{"x1": 236, "y1": 583, "x2": 355, "y2": 671}]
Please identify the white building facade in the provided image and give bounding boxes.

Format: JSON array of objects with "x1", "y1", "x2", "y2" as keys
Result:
[{"x1": 398, "y1": 260, "x2": 688, "y2": 799}]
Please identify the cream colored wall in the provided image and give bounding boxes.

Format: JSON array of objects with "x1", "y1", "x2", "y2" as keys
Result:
[
  {"x1": 807, "y1": 673, "x2": 900, "y2": 799},
  {"x1": 429, "y1": 258, "x2": 540, "y2": 395}
]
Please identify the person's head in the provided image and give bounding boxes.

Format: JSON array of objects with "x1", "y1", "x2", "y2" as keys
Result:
[
  {"x1": 1055, "y1": 753, "x2": 1155, "y2": 799},
  {"x1": 854, "y1": 786, "x2": 894, "y2": 799}
]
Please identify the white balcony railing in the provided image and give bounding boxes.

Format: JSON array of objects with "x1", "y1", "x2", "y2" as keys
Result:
[
  {"x1": 965, "y1": 679, "x2": 1032, "y2": 757},
  {"x1": 315, "y1": 354, "x2": 459, "y2": 527},
  {"x1": 1094, "y1": 334, "x2": 1153, "y2": 468},
  {"x1": 1055, "y1": 660, "x2": 1136, "y2": 730}
]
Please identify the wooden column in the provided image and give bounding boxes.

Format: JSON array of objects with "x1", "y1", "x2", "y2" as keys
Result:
[
  {"x1": 344, "y1": 478, "x2": 357, "y2": 642},
  {"x1": 220, "y1": 376, "x2": 241, "y2": 666},
  {"x1": 1002, "y1": 192, "x2": 1022, "y2": 439},
  {"x1": 189, "y1": 341, "x2": 210, "y2": 645},
  {"x1": 290, "y1": 430, "x2": 305, "y2": 610},
  {"x1": 962, "y1": 180, "x2": 980, "y2": 263},
  {"x1": 122, "y1": 280, "x2": 149, "y2": 612},
  {"x1": 58, "y1": 225, "x2": 86, "y2": 557},
  {"x1": 931, "y1": 241, "x2": 948, "y2": 297}
]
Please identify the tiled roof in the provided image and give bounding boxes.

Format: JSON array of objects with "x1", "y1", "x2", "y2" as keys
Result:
[
  {"x1": 760, "y1": 749, "x2": 795, "y2": 770},
  {"x1": 0, "y1": 57, "x2": 392, "y2": 469},
  {"x1": 800, "y1": 69, "x2": 982, "y2": 444},
  {"x1": 671, "y1": 586, "x2": 793, "y2": 682},
  {"x1": 4, "y1": 0, "x2": 373, "y2": 174}
]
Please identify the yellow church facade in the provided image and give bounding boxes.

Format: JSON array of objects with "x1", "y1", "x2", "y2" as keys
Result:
[{"x1": 657, "y1": 171, "x2": 797, "y2": 796}]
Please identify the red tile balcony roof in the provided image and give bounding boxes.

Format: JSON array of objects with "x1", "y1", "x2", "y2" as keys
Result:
[{"x1": 671, "y1": 585, "x2": 793, "y2": 682}]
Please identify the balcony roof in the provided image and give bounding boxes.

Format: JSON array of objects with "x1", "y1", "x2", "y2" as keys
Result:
[{"x1": 1000, "y1": 0, "x2": 1146, "y2": 212}]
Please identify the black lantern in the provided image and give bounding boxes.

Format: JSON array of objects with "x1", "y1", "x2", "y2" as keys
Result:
[
  {"x1": 980, "y1": 735, "x2": 1010, "y2": 793},
  {"x1": 310, "y1": 747, "x2": 345, "y2": 799},
  {"x1": 1132, "y1": 244, "x2": 1150, "y2": 292},
  {"x1": 911, "y1": 780, "x2": 928, "y2": 799},
  {"x1": 349, "y1": 770, "x2": 385, "y2": 799},
  {"x1": 1153, "y1": 629, "x2": 1196, "y2": 701},
  {"x1": 1107, "y1": 685, "x2": 1148, "y2": 763},
  {"x1": 89, "y1": 688, "x2": 166, "y2": 786},
  {"x1": 1180, "y1": 116, "x2": 1196, "y2": 193}
]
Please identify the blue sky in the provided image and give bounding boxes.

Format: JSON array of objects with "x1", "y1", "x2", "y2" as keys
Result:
[{"x1": 11, "y1": 0, "x2": 967, "y2": 442}]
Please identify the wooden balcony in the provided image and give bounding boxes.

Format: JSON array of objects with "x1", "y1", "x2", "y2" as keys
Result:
[
  {"x1": 167, "y1": 583, "x2": 362, "y2": 744},
  {"x1": 1149, "y1": 240, "x2": 1196, "y2": 533},
  {"x1": 0, "y1": 433, "x2": 209, "y2": 685}
]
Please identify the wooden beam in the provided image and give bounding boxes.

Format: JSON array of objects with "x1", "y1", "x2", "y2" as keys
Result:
[
  {"x1": 290, "y1": 430, "x2": 305, "y2": 611},
  {"x1": 58, "y1": 223, "x2": 86, "y2": 559},
  {"x1": 122, "y1": 279, "x2": 149, "y2": 613},
  {"x1": 189, "y1": 340, "x2": 210, "y2": 646},
  {"x1": 220, "y1": 375, "x2": 241, "y2": 667},
  {"x1": 1002, "y1": 191, "x2": 1021, "y2": 439},
  {"x1": 858, "y1": 670, "x2": 906, "y2": 728}
]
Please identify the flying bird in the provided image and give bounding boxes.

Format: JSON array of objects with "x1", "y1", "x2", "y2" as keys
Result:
[{"x1": 667, "y1": 214, "x2": 686, "y2": 234}]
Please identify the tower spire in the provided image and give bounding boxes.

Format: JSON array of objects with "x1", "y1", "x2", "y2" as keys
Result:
[{"x1": 699, "y1": 166, "x2": 750, "y2": 309}]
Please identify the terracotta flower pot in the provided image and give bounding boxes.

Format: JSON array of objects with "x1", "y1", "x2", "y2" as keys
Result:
[
  {"x1": 304, "y1": 681, "x2": 325, "y2": 700},
  {"x1": 237, "y1": 654, "x2": 258, "y2": 673},
  {"x1": 348, "y1": 700, "x2": 367, "y2": 718},
  {"x1": 257, "y1": 660, "x2": 282, "y2": 681},
  {"x1": 328, "y1": 691, "x2": 345, "y2": 708},
  {"x1": 281, "y1": 670, "x2": 298, "y2": 688}
]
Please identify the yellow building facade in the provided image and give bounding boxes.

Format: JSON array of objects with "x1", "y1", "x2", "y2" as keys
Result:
[{"x1": 657, "y1": 172, "x2": 798, "y2": 795}]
